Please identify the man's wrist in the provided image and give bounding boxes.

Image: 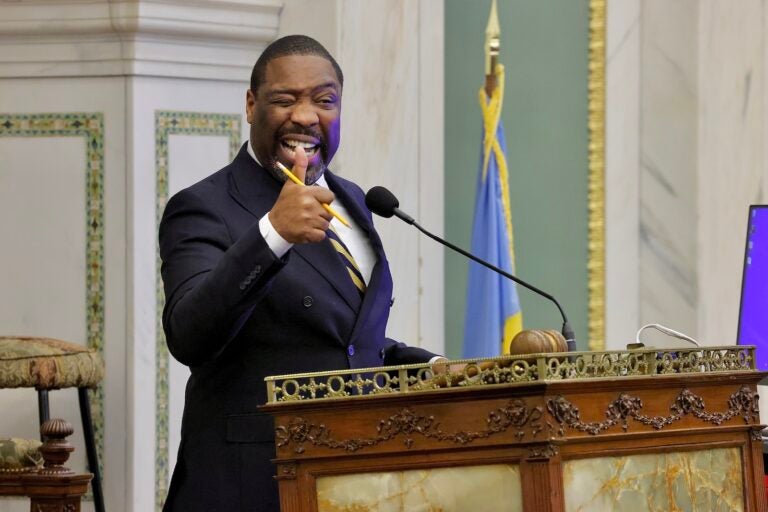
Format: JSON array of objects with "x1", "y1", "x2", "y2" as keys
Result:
[{"x1": 259, "y1": 213, "x2": 293, "y2": 257}]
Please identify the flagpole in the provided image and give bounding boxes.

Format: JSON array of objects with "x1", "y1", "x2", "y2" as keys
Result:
[{"x1": 484, "y1": 0, "x2": 501, "y2": 97}]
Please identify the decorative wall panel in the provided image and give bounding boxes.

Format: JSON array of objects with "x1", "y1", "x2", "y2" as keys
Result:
[
  {"x1": 0, "y1": 112, "x2": 105, "y2": 479},
  {"x1": 153, "y1": 110, "x2": 241, "y2": 511}
]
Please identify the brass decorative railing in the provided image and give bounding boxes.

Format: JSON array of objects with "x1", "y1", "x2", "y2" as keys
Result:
[{"x1": 264, "y1": 346, "x2": 757, "y2": 404}]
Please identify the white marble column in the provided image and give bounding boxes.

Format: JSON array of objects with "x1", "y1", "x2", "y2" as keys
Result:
[
  {"x1": 697, "y1": 0, "x2": 764, "y2": 344},
  {"x1": 638, "y1": 0, "x2": 700, "y2": 343},
  {"x1": 607, "y1": 0, "x2": 768, "y2": 346},
  {"x1": 605, "y1": 0, "x2": 640, "y2": 349}
]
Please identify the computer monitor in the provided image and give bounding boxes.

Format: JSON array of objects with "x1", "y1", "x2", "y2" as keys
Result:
[{"x1": 737, "y1": 205, "x2": 768, "y2": 370}]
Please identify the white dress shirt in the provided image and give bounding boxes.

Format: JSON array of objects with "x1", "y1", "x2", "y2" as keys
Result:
[{"x1": 247, "y1": 141, "x2": 375, "y2": 284}]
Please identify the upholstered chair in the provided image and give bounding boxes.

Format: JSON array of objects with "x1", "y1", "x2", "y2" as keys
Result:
[{"x1": 0, "y1": 336, "x2": 105, "y2": 512}]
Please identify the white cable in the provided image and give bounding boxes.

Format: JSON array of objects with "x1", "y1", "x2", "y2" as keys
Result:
[{"x1": 635, "y1": 323, "x2": 700, "y2": 347}]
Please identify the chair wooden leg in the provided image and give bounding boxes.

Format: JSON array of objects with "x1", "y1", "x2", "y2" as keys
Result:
[
  {"x1": 37, "y1": 390, "x2": 50, "y2": 442},
  {"x1": 78, "y1": 387, "x2": 105, "y2": 512}
]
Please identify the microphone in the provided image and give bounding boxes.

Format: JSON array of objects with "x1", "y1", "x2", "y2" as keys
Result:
[
  {"x1": 365, "y1": 186, "x2": 414, "y2": 223},
  {"x1": 365, "y1": 186, "x2": 576, "y2": 352}
]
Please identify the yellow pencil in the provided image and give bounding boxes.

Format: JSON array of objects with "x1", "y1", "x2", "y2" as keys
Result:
[{"x1": 276, "y1": 162, "x2": 351, "y2": 228}]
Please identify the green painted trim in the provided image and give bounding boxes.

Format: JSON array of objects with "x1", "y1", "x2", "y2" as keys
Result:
[
  {"x1": 0, "y1": 112, "x2": 106, "y2": 483},
  {"x1": 154, "y1": 111, "x2": 241, "y2": 512}
]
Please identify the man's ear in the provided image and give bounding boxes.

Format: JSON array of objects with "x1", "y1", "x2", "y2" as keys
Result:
[{"x1": 245, "y1": 89, "x2": 256, "y2": 124}]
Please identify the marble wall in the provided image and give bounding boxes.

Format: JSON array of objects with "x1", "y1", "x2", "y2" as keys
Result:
[
  {"x1": 606, "y1": 0, "x2": 768, "y2": 348},
  {"x1": 697, "y1": 0, "x2": 765, "y2": 343},
  {"x1": 638, "y1": 0, "x2": 699, "y2": 341},
  {"x1": 605, "y1": 0, "x2": 640, "y2": 346},
  {"x1": 606, "y1": 0, "x2": 768, "y2": 418}
]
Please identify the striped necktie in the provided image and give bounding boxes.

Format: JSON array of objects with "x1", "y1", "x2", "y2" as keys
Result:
[{"x1": 326, "y1": 224, "x2": 366, "y2": 295}]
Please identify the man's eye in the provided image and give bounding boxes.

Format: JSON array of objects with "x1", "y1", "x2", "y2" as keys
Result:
[
  {"x1": 271, "y1": 98, "x2": 294, "y2": 106},
  {"x1": 317, "y1": 96, "x2": 337, "y2": 105}
]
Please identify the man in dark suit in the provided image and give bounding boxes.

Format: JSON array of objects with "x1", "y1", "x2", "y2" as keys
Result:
[{"x1": 159, "y1": 35, "x2": 441, "y2": 511}]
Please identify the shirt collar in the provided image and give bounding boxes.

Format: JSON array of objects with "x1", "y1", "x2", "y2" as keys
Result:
[{"x1": 246, "y1": 140, "x2": 263, "y2": 168}]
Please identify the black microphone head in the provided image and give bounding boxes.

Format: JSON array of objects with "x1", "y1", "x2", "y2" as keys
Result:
[{"x1": 365, "y1": 186, "x2": 399, "y2": 218}]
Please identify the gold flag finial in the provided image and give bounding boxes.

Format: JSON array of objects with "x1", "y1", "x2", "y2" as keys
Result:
[{"x1": 484, "y1": 0, "x2": 501, "y2": 95}]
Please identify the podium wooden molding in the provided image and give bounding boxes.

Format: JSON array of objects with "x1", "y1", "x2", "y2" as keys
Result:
[{"x1": 262, "y1": 346, "x2": 767, "y2": 511}]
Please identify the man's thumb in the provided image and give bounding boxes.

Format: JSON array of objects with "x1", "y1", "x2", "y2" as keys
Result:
[{"x1": 292, "y1": 146, "x2": 308, "y2": 184}]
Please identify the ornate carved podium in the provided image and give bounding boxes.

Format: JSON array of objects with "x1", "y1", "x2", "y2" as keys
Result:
[{"x1": 261, "y1": 346, "x2": 766, "y2": 511}]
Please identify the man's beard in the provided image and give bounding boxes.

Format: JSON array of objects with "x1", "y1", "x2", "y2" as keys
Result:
[{"x1": 303, "y1": 161, "x2": 327, "y2": 185}]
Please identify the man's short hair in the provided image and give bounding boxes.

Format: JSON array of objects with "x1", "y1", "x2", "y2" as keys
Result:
[{"x1": 250, "y1": 35, "x2": 344, "y2": 93}]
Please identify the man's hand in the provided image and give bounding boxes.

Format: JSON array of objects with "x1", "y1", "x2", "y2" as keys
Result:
[
  {"x1": 269, "y1": 146, "x2": 334, "y2": 244},
  {"x1": 431, "y1": 357, "x2": 466, "y2": 376}
]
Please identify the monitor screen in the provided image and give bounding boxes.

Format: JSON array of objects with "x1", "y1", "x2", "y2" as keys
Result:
[{"x1": 738, "y1": 205, "x2": 768, "y2": 370}]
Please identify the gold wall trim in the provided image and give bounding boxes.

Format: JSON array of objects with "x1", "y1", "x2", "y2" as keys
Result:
[{"x1": 588, "y1": 0, "x2": 606, "y2": 351}]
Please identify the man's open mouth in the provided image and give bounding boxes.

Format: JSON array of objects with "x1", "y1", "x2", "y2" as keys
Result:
[{"x1": 280, "y1": 137, "x2": 320, "y2": 159}]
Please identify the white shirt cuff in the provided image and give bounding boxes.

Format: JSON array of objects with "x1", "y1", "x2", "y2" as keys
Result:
[
  {"x1": 428, "y1": 356, "x2": 447, "y2": 364},
  {"x1": 259, "y1": 213, "x2": 293, "y2": 258}
]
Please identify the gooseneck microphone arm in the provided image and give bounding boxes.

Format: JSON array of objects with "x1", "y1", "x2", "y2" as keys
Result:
[
  {"x1": 391, "y1": 206, "x2": 576, "y2": 352},
  {"x1": 366, "y1": 186, "x2": 576, "y2": 351}
]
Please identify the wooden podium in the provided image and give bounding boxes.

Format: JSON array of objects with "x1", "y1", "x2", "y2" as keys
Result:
[{"x1": 262, "y1": 346, "x2": 767, "y2": 511}]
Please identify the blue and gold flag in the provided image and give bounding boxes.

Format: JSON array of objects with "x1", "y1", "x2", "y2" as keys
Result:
[{"x1": 462, "y1": 64, "x2": 523, "y2": 358}]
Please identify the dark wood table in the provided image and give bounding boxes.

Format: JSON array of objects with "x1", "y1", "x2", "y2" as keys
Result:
[
  {"x1": 0, "y1": 418, "x2": 92, "y2": 512},
  {"x1": 0, "y1": 471, "x2": 92, "y2": 512}
]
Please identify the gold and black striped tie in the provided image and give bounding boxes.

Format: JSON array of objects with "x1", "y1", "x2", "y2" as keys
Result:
[{"x1": 326, "y1": 224, "x2": 366, "y2": 295}]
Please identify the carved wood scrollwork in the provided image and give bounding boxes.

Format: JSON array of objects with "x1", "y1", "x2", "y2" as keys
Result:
[
  {"x1": 527, "y1": 444, "x2": 559, "y2": 460},
  {"x1": 276, "y1": 463, "x2": 297, "y2": 480},
  {"x1": 33, "y1": 503, "x2": 76, "y2": 512},
  {"x1": 547, "y1": 385, "x2": 759, "y2": 436},
  {"x1": 275, "y1": 399, "x2": 543, "y2": 454}
]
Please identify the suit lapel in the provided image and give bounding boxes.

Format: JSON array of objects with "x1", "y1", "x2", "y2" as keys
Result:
[
  {"x1": 325, "y1": 173, "x2": 388, "y2": 342},
  {"x1": 324, "y1": 173, "x2": 384, "y2": 253},
  {"x1": 227, "y1": 144, "x2": 281, "y2": 219},
  {"x1": 325, "y1": 172, "x2": 383, "y2": 251}
]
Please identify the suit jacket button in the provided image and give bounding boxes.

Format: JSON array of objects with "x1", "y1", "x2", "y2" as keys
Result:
[
  {"x1": 347, "y1": 344, "x2": 355, "y2": 356},
  {"x1": 253, "y1": 265, "x2": 261, "y2": 274},
  {"x1": 380, "y1": 348, "x2": 386, "y2": 360},
  {"x1": 239, "y1": 282, "x2": 247, "y2": 291},
  {"x1": 302, "y1": 296, "x2": 313, "y2": 308}
]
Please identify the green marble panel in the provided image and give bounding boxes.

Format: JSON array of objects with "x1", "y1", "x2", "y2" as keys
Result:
[
  {"x1": 563, "y1": 447, "x2": 743, "y2": 511},
  {"x1": 317, "y1": 464, "x2": 522, "y2": 512}
]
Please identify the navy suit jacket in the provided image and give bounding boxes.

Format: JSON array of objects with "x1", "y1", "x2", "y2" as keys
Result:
[{"x1": 159, "y1": 144, "x2": 436, "y2": 511}]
